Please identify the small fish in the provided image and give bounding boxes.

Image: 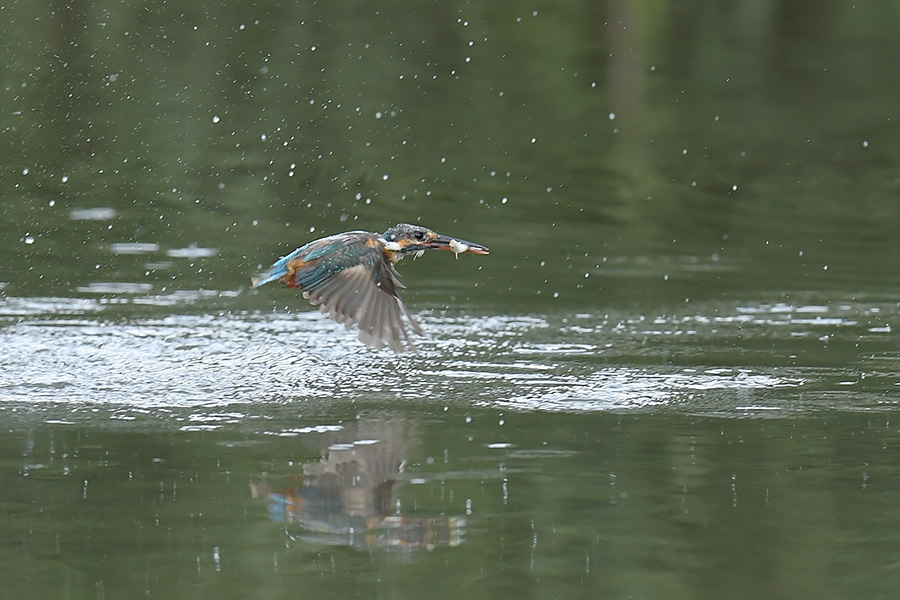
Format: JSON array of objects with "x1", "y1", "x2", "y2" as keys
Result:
[{"x1": 449, "y1": 239, "x2": 470, "y2": 259}]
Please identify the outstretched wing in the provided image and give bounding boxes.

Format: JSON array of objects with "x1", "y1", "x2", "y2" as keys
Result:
[{"x1": 257, "y1": 232, "x2": 423, "y2": 352}]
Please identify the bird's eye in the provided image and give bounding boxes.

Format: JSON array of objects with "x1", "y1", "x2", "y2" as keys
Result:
[{"x1": 414, "y1": 230, "x2": 425, "y2": 240}]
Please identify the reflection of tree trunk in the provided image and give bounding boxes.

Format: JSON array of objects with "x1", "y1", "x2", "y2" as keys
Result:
[
  {"x1": 48, "y1": 0, "x2": 93, "y2": 159},
  {"x1": 606, "y1": 0, "x2": 650, "y2": 187}
]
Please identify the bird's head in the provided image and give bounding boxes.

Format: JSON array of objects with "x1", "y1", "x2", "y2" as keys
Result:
[{"x1": 382, "y1": 223, "x2": 490, "y2": 257}]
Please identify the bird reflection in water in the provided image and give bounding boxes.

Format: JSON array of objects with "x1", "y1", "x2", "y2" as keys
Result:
[{"x1": 250, "y1": 415, "x2": 466, "y2": 552}]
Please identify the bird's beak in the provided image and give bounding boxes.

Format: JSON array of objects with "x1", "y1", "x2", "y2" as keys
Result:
[{"x1": 426, "y1": 234, "x2": 490, "y2": 255}]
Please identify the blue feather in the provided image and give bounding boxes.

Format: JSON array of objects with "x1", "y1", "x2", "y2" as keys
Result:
[
  {"x1": 251, "y1": 246, "x2": 307, "y2": 288},
  {"x1": 251, "y1": 231, "x2": 372, "y2": 289}
]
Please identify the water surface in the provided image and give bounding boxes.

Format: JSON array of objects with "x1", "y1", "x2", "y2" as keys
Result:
[
  {"x1": 4, "y1": 1, "x2": 900, "y2": 598},
  {"x1": 4, "y1": 291, "x2": 900, "y2": 598}
]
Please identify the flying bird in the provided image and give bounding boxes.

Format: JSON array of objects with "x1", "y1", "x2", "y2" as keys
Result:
[{"x1": 252, "y1": 223, "x2": 489, "y2": 352}]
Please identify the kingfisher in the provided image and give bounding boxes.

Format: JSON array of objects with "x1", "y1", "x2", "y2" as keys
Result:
[{"x1": 252, "y1": 223, "x2": 489, "y2": 352}]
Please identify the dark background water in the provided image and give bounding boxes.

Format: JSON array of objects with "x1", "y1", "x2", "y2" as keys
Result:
[
  {"x1": 3, "y1": 1, "x2": 900, "y2": 598},
  {"x1": 5, "y1": 0, "x2": 900, "y2": 304}
]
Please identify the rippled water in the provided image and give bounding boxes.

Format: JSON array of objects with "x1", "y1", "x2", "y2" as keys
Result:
[
  {"x1": 4, "y1": 292, "x2": 900, "y2": 599},
  {"x1": 6, "y1": 0, "x2": 900, "y2": 597},
  {"x1": 3, "y1": 292, "x2": 896, "y2": 419}
]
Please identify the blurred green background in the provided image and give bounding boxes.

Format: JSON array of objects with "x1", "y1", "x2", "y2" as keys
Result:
[
  {"x1": 4, "y1": 0, "x2": 900, "y2": 309},
  {"x1": 4, "y1": 3, "x2": 900, "y2": 599}
]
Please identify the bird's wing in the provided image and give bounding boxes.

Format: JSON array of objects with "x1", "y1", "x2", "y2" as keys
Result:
[
  {"x1": 290, "y1": 235, "x2": 424, "y2": 352},
  {"x1": 252, "y1": 231, "x2": 366, "y2": 289}
]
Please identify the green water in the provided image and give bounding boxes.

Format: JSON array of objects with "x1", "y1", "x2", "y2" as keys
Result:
[{"x1": 3, "y1": 1, "x2": 900, "y2": 598}]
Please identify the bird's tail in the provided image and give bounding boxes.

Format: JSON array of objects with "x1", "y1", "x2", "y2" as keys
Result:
[{"x1": 251, "y1": 253, "x2": 294, "y2": 288}]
